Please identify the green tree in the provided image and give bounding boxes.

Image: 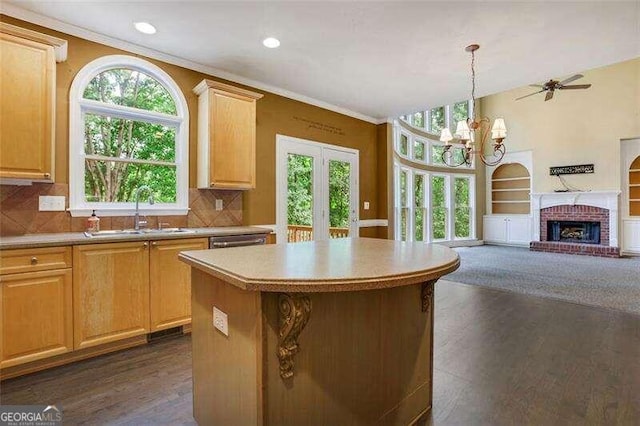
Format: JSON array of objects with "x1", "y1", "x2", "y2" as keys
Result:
[
  {"x1": 83, "y1": 68, "x2": 177, "y2": 203},
  {"x1": 328, "y1": 161, "x2": 350, "y2": 228},
  {"x1": 287, "y1": 154, "x2": 313, "y2": 226}
]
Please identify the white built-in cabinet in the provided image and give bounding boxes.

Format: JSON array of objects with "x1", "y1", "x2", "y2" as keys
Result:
[{"x1": 483, "y1": 215, "x2": 532, "y2": 246}]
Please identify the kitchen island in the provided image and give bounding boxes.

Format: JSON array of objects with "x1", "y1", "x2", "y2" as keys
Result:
[{"x1": 179, "y1": 237, "x2": 459, "y2": 426}]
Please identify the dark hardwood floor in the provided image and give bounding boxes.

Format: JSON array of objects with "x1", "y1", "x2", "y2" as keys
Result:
[{"x1": 2, "y1": 281, "x2": 639, "y2": 425}]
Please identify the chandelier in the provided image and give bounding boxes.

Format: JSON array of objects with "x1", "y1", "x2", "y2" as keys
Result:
[{"x1": 439, "y1": 44, "x2": 507, "y2": 167}]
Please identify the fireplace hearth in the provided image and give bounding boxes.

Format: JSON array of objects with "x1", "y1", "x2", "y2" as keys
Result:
[{"x1": 547, "y1": 221, "x2": 600, "y2": 244}]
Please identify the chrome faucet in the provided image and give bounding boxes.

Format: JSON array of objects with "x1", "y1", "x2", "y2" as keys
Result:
[{"x1": 134, "y1": 185, "x2": 155, "y2": 230}]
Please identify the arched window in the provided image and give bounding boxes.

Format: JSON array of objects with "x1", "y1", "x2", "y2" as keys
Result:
[{"x1": 69, "y1": 55, "x2": 188, "y2": 216}]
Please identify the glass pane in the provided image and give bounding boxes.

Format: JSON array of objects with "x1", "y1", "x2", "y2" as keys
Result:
[
  {"x1": 328, "y1": 160, "x2": 351, "y2": 239},
  {"x1": 400, "y1": 170, "x2": 407, "y2": 207},
  {"x1": 414, "y1": 174, "x2": 424, "y2": 241},
  {"x1": 412, "y1": 112, "x2": 425, "y2": 128},
  {"x1": 287, "y1": 154, "x2": 314, "y2": 242},
  {"x1": 414, "y1": 140, "x2": 425, "y2": 161},
  {"x1": 455, "y1": 177, "x2": 471, "y2": 238},
  {"x1": 430, "y1": 106, "x2": 445, "y2": 134},
  {"x1": 85, "y1": 160, "x2": 176, "y2": 203},
  {"x1": 83, "y1": 68, "x2": 177, "y2": 115},
  {"x1": 452, "y1": 101, "x2": 469, "y2": 125},
  {"x1": 399, "y1": 134, "x2": 408, "y2": 156},
  {"x1": 400, "y1": 208, "x2": 408, "y2": 241},
  {"x1": 453, "y1": 147, "x2": 467, "y2": 166},
  {"x1": 431, "y1": 176, "x2": 446, "y2": 239},
  {"x1": 85, "y1": 113, "x2": 176, "y2": 162},
  {"x1": 432, "y1": 145, "x2": 445, "y2": 165}
]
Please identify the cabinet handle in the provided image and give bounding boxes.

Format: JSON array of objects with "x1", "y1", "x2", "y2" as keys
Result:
[
  {"x1": 43, "y1": 173, "x2": 51, "y2": 178},
  {"x1": 143, "y1": 242, "x2": 148, "y2": 247},
  {"x1": 30, "y1": 257, "x2": 38, "y2": 265},
  {"x1": 151, "y1": 241, "x2": 158, "y2": 247}
]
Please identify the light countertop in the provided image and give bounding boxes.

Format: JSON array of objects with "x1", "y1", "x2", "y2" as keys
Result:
[
  {"x1": 179, "y1": 237, "x2": 460, "y2": 293},
  {"x1": 0, "y1": 226, "x2": 271, "y2": 250}
]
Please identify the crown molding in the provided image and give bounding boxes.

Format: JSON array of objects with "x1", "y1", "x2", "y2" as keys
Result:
[{"x1": 0, "y1": 3, "x2": 385, "y2": 125}]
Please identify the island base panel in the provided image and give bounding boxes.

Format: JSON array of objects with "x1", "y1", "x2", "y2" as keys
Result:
[{"x1": 191, "y1": 269, "x2": 435, "y2": 426}]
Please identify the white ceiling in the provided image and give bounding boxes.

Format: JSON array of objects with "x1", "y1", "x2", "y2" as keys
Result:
[{"x1": 3, "y1": 1, "x2": 639, "y2": 123}]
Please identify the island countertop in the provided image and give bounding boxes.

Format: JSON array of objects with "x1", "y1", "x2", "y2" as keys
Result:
[{"x1": 179, "y1": 237, "x2": 459, "y2": 293}]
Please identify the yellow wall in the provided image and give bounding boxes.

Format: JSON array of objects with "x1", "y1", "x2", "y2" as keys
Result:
[
  {"x1": 1, "y1": 16, "x2": 383, "y2": 229},
  {"x1": 481, "y1": 57, "x2": 640, "y2": 193}
]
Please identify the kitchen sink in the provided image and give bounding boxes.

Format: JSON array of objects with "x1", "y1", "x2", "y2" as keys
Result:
[{"x1": 84, "y1": 228, "x2": 195, "y2": 238}]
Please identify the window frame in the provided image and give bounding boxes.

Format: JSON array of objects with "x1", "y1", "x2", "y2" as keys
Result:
[
  {"x1": 69, "y1": 55, "x2": 189, "y2": 217},
  {"x1": 393, "y1": 160, "x2": 476, "y2": 243}
]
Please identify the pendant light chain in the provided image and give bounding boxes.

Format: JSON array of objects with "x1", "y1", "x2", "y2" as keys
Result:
[{"x1": 470, "y1": 49, "x2": 476, "y2": 122}]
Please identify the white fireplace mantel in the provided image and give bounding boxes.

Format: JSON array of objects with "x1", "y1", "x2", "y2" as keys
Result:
[{"x1": 531, "y1": 191, "x2": 621, "y2": 247}]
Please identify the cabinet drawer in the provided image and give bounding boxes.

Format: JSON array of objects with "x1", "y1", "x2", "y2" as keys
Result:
[{"x1": 0, "y1": 246, "x2": 72, "y2": 275}]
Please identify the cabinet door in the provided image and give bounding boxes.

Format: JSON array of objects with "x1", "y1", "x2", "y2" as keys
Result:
[
  {"x1": 210, "y1": 91, "x2": 256, "y2": 189},
  {"x1": 483, "y1": 216, "x2": 507, "y2": 243},
  {"x1": 73, "y1": 242, "x2": 150, "y2": 350},
  {"x1": 0, "y1": 33, "x2": 55, "y2": 180},
  {"x1": 507, "y1": 216, "x2": 533, "y2": 246},
  {"x1": 1, "y1": 269, "x2": 72, "y2": 368},
  {"x1": 149, "y1": 238, "x2": 208, "y2": 332}
]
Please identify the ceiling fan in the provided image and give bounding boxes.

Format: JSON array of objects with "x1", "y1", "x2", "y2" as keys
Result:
[{"x1": 516, "y1": 74, "x2": 592, "y2": 101}]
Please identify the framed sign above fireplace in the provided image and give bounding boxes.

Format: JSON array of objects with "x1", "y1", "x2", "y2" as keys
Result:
[{"x1": 549, "y1": 164, "x2": 594, "y2": 176}]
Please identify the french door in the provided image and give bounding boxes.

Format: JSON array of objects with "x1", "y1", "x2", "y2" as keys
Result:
[{"x1": 276, "y1": 135, "x2": 358, "y2": 243}]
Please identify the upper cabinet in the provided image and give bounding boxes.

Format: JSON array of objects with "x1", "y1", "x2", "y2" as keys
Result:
[
  {"x1": 0, "y1": 23, "x2": 67, "y2": 182},
  {"x1": 193, "y1": 79, "x2": 263, "y2": 190}
]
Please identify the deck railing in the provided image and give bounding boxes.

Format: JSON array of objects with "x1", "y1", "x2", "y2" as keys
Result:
[{"x1": 287, "y1": 225, "x2": 349, "y2": 242}]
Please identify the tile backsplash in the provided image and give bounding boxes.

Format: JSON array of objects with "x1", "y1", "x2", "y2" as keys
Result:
[{"x1": 0, "y1": 184, "x2": 242, "y2": 236}]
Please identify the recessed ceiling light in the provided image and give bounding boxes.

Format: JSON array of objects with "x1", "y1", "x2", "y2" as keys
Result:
[
  {"x1": 134, "y1": 22, "x2": 157, "y2": 35},
  {"x1": 262, "y1": 37, "x2": 280, "y2": 48}
]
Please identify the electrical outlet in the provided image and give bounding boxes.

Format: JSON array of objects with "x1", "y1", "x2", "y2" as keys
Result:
[
  {"x1": 213, "y1": 306, "x2": 228, "y2": 336},
  {"x1": 215, "y1": 199, "x2": 223, "y2": 211},
  {"x1": 363, "y1": 201, "x2": 370, "y2": 210},
  {"x1": 39, "y1": 196, "x2": 66, "y2": 211}
]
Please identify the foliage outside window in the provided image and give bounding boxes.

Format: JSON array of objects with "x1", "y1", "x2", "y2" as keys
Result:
[
  {"x1": 412, "y1": 112, "x2": 425, "y2": 128},
  {"x1": 399, "y1": 170, "x2": 408, "y2": 241},
  {"x1": 414, "y1": 140, "x2": 425, "y2": 162},
  {"x1": 429, "y1": 107, "x2": 446, "y2": 135},
  {"x1": 399, "y1": 133, "x2": 409, "y2": 156},
  {"x1": 69, "y1": 55, "x2": 188, "y2": 216},
  {"x1": 454, "y1": 177, "x2": 471, "y2": 238},
  {"x1": 431, "y1": 175, "x2": 447, "y2": 240},
  {"x1": 414, "y1": 174, "x2": 425, "y2": 241},
  {"x1": 287, "y1": 154, "x2": 314, "y2": 227},
  {"x1": 328, "y1": 160, "x2": 351, "y2": 228}
]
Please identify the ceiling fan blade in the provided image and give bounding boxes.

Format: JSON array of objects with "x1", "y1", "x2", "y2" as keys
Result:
[
  {"x1": 515, "y1": 89, "x2": 544, "y2": 100},
  {"x1": 558, "y1": 84, "x2": 592, "y2": 90},
  {"x1": 529, "y1": 84, "x2": 545, "y2": 88},
  {"x1": 558, "y1": 74, "x2": 583, "y2": 86},
  {"x1": 545, "y1": 91, "x2": 554, "y2": 101}
]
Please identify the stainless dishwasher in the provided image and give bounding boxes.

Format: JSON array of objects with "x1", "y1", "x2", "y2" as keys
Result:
[{"x1": 209, "y1": 233, "x2": 267, "y2": 249}]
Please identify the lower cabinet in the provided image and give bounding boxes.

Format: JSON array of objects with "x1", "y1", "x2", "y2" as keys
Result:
[
  {"x1": 483, "y1": 215, "x2": 532, "y2": 246},
  {"x1": 73, "y1": 241, "x2": 150, "y2": 350},
  {"x1": 149, "y1": 238, "x2": 208, "y2": 331},
  {"x1": 0, "y1": 269, "x2": 73, "y2": 368},
  {"x1": 1, "y1": 237, "x2": 208, "y2": 375}
]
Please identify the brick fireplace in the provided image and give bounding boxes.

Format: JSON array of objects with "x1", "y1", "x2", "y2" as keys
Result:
[{"x1": 530, "y1": 191, "x2": 621, "y2": 257}]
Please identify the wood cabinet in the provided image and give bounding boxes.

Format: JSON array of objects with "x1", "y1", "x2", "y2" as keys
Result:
[
  {"x1": 73, "y1": 241, "x2": 150, "y2": 350},
  {"x1": 194, "y1": 79, "x2": 263, "y2": 190},
  {"x1": 1, "y1": 247, "x2": 73, "y2": 368},
  {"x1": 149, "y1": 238, "x2": 208, "y2": 332},
  {"x1": 484, "y1": 215, "x2": 532, "y2": 247},
  {"x1": 0, "y1": 23, "x2": 67, "y2": 182}
]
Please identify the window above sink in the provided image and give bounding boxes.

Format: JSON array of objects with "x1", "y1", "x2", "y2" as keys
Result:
[{"x1": 68, "y1": 55, "x2": 189, "y2": 217}]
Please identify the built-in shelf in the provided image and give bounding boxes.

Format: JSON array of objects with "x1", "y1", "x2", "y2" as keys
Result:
[
  {"x1": 491, "y1": 163, "x2": 531, "y2": 214},
  {"x1": 630, "y1": 157, "x2": 640, "y2": 216}
]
